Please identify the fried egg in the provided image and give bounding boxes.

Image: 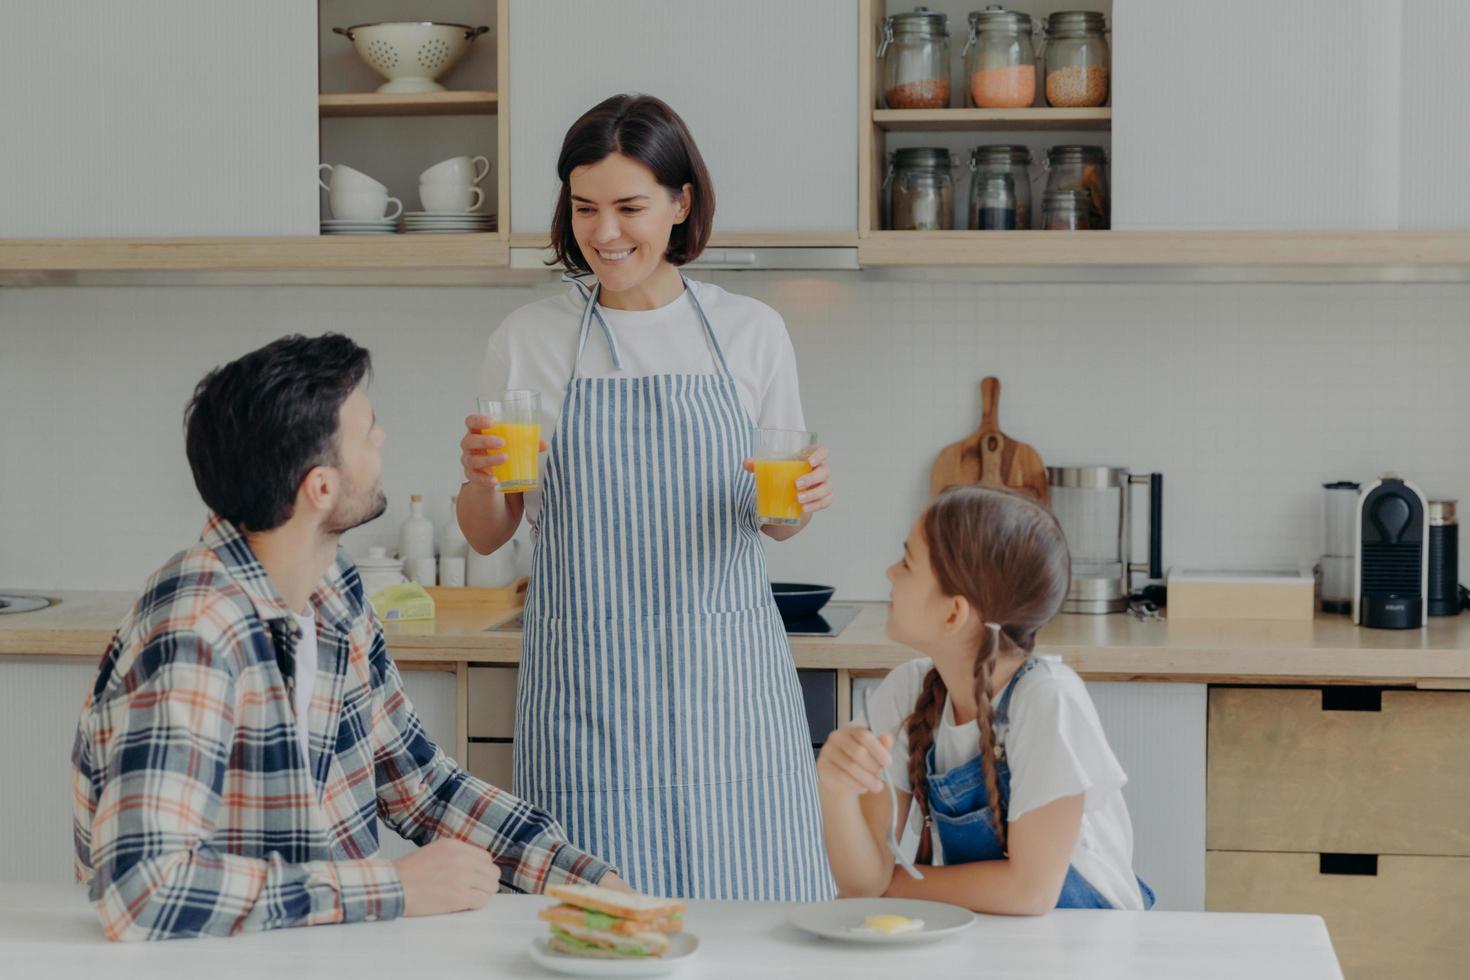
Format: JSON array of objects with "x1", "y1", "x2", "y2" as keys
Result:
[{"x1": 856, "y1": 914, "x2": 925, "y2": 935}]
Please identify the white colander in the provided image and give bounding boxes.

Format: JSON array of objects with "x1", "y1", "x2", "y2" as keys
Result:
[{"x1": 333, "y1": 22, "x2": 490, "y2": 94}]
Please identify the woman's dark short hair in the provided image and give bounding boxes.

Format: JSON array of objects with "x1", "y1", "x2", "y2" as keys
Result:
[
  {"x1": 184, "y1": 333, "x2": 372, "y2": 532},
  {"x1": 549, "y1": 94, "x2": 715, "y2": 273}
]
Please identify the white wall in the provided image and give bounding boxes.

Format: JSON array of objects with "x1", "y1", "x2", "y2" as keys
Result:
[{"x1": 4, "y1": 275, "x2": 1470, "y2": 599}]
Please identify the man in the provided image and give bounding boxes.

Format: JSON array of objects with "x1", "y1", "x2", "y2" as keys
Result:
[{"x1": 71, "y1": 333, "x2": 623, "y2": 941}]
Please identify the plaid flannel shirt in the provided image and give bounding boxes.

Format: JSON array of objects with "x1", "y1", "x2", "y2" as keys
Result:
[{"x1": 71, "y1": 514, "x2": 611, "y2": 941}]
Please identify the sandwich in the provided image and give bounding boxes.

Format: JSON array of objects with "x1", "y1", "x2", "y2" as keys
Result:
[{"x1": 538, "y1": 883, "x2": 686, "y2": 960}]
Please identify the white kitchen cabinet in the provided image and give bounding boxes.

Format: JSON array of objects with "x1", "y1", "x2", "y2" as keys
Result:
[
  {"x1": 1112, "y1": 0, "x2": 1399, "y2": 229},
  {"x1": 1398, "y1": 0, "x2": 1470, "y2": 229},
  {"x1": 1086, "y1": 680, "x2": 1206, "y2": 912},
  {"x1": 0, "y1": 1, "x2": 317, "y2": 237},
  {"x1": 0, "y1": 658, "x2": 97, "y2": 883},
  {"x1": 506, "y1": 0, "x2": 856, "y2": 237}
]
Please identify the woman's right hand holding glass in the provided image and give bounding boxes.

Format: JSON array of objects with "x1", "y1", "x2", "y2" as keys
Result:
[
  {"x1": 461, "y1": 415, "x2": 551, "y2": 491},
  {"x1": 817, "y1": 724, "x2": 895, "y2": 797},
  {"x1": 461, "y1": 414, "x2": 507, "y2": 490}
]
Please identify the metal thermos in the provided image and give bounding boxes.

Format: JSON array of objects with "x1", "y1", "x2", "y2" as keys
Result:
[
  {"x1": 1428, "y1": 500, "x2": 1460, "y2": 617},
  {"x1": 1320, "y1": 481, "x2": 1359, "y2": 614}
]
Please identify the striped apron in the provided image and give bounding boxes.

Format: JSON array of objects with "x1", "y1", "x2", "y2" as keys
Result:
[{"x1": 513, "y1": 275, "x2": 832, "y2": 900}]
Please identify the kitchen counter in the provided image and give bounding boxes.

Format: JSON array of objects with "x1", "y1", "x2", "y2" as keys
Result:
[
  {"x1": 4, "y1": 590, "x2": 1470, "y2": 685},
  {"x1": 1, "y1": 883, "x2": 1342, "y2": 979}
]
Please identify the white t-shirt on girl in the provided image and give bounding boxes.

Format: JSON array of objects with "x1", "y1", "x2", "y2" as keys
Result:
[
  {"x1": 860, "y1": 654, "x2": 1145, "y2": 911},
  {"x1": 478, "y1": 279, "x2": 806, "y2": 529}
]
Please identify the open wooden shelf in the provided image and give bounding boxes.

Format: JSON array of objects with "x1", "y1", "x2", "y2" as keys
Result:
[
  {"x1": 857, "y1": 230, "x2": 1470, "y2": 270},
  {"x1": 0, "y1": 235, "x2": 514, "y2": 286},
  {"x1": 873, "y1": 107, "x2": 1111, "y2": 132},
  {"x1": 319, "y1": 91, "x2": 499, "y2": 117}
]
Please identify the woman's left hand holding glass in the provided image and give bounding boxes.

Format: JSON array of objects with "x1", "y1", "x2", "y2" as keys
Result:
[{"x1": 794, "y1": 446, "x2": 833, "y2": 515}]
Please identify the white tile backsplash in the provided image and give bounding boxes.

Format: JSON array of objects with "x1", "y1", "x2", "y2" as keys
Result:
[{"x1": 3, "y1": 276, "x2": 1469, "y2": 602}]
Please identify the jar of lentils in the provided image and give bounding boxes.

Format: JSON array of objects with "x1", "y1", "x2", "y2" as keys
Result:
[
  {"x1": 964, "y1": 6, "x2": 1036, "y2": 109},
  {"x1": 885, "y1": 147, "x2": 956, "y2": 230},
  {"x1": 1042, "y1": 10, "x2": 1109, "y2": 107},
  {"x1": 879, "y1": 7, "x2": 952, "y2": 109}
]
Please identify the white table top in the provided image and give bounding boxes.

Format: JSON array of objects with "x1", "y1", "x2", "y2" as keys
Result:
[{"x1": 0, "y1": 883, "x2": 1342, "y2": 979}]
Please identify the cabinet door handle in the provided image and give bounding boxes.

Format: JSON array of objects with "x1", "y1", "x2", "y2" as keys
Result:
[
  {"x1": 1319, "y1": 853, "x2": 1378, "y2": 877},
  {"x1": 1321, "y1": 686, "x2": 1382, "y2": 712}
]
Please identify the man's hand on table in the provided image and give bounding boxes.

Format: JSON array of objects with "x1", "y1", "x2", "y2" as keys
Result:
[{"x1": 395, "y1": 839, "x2": 501, "y2": 916}]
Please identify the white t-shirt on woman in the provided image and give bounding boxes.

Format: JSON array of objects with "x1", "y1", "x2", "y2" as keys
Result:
[
  {"x1": 478, "y1": 278, "x2": 806, "y2": 529},
  {"x1": 860, "y1": 655, "x2": 1145, "y2": 910}
]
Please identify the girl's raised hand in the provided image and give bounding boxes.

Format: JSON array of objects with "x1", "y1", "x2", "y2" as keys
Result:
[{"x1": 817, "y1": 724, "x2": 895, "y2": 796}]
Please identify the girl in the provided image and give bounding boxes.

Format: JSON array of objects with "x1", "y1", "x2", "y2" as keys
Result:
[{"x1": 818, "y1": 485, "x2": 1154, "y2": 912}]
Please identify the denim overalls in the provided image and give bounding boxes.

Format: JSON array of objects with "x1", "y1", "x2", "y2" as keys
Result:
[{"x1": 922, "y1": 658, "x2": 1156, "y2": 909}]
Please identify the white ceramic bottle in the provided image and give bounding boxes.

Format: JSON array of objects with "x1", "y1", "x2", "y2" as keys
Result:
[
  {"x1": 440, "y1": 496, "x2": 469, "y2": 558},
  {"x1": 439, "y1": 495, "x2": 469, "y2": 586},
  {"x1": 398, "y1": 495, "x2": 436, "y2": 563}
]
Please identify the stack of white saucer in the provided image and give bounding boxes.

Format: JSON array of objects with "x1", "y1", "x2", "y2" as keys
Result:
[
  {"x1": 406, "y1": 154, "x2": 496, "y2": 234},
  {"x1": 402, "y1": 211, "x2": 497, "y2": 234}
]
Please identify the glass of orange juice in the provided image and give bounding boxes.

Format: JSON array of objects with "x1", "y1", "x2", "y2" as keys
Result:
[
  {"x1": 476, "y1": 391, "x2": 541, "y2": 493},
  {"x1": 754, "y1": 428, "x2": 816, "y2": 525}
]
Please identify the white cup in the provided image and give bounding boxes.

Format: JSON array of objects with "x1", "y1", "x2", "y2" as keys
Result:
[
  {"x1": 438, "y1": 555, "x2": 466, "y2": 587},
  {"x1": 331, "y1": 188, "x2": 403, "y2": 220},
  {"x1": 319, "y1": 162, "x2": 385, "y2": 194},
  {"x1": 407, "y1": 556, "x2": 438, "y2": 586},
  {"x1": 420, "y1": 155, "x2": 491, "y2": 186},
  {"x1": 419, "y1": 183, "x2": 484, "y2": 212}
]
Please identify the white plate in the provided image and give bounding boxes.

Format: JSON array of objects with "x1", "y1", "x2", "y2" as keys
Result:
[
  {"x1": 321, "y1": 222, "x2": 399, "y2": 229},
  {"x1": 528, "y1": 932, "x2": 699, "y2": 977},
  {"x1": 787, "y1": 898, "x2": 976, "y2": 945},
  {"x1": 322, "y1": 229, "x2": 399, "y2": 235},
  {"x1": 404, "y1": 210, "x2": 495, "y2": 218},
  {"x1": 402, "y1": 218, "x2": 494, "y2": 226}
]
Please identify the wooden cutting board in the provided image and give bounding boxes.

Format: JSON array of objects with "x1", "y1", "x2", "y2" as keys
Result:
[{"x1": 930, "y1": 377, "x2": 1049, "y2": 504}]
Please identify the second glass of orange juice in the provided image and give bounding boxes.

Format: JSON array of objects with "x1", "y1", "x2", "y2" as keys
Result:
[
  {"x1": 477, "y1": 391, "x2": 541, "y2": 493},
  {"x1": 753, "y1": 428, "x2": 816, "y2": 525}
]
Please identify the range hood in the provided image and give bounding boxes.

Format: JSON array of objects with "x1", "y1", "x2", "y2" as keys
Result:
[{"x1": 509, "y1": 245, "x2": 858, "y2": 272}]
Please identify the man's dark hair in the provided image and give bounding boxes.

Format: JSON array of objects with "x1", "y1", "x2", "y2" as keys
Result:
[
  {"x1": 184, "y1": 334, "x2": 372, "y2": 532},
  {"x1": 549, "y1": 93, "x2": 715, "y2": 273}
]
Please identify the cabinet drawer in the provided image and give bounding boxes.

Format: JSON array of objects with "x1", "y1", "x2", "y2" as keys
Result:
[
  {"x1": 1207, "y1": 850, "x2": 1470, "y2": 980},
  {"x1": 467, "y1": 667, "x2": 519, "y2": 740},
  {"x1": 467, "y1": 742, "x2": 515, "y2": 790},
  {"x1": 1207, "y1": 687, "x2": 1470, "y2": 855}
]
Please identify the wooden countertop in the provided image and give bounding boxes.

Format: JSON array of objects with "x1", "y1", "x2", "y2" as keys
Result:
[{"x1": 4, "y1": 590, "x2": 1470, "y2": 686}]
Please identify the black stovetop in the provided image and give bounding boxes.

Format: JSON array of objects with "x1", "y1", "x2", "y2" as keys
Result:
[{"x1": 487, "y1": 603, "x2": 861, "y2": 638}]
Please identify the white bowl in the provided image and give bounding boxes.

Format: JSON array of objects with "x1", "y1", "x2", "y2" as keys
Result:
[{"x1": 333, "y1": 22, "x2": 490, "y2": 94}]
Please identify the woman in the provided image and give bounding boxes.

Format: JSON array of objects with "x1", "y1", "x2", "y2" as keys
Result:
[{"x1": 456, "y1": 94, "x2": 833, "y2": 900}]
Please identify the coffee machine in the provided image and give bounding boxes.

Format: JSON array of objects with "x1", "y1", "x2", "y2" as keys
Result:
[{"x1": 1353, "y1": 476, "x2": 1429, "y2": 630}]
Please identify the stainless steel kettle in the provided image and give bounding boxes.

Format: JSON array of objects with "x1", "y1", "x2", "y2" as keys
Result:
[{"x1": 1046, "y1": 466, "x2": 1163, "y2": 614}]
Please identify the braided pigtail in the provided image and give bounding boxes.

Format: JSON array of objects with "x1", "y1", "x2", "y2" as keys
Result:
[{"x1": 904, "y1": 668, "x2": 947, "y2": 865}]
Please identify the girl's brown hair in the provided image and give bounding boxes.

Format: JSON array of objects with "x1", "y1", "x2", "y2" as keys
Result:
[
  {"x1": 904, "y1": 485, "x2": 1071, "y2": 861},
  {"x1": 548, "y1": 94, "x2": 715, "y2": 274}
]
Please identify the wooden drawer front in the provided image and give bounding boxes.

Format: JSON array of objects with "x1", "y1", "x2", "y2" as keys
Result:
[
  {"x1": 1208, "y1": 851, "x2": 1470, "y2": 980},
  {"x1": 467, "y1": 667, "x2": 519, "y2": 740},
  {"x1": 1207, "y1": 687, "x2": 1470, "y2": 855},
  {"x1": 468, "y1": 742, "x2": 515, "y2": 790}
]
